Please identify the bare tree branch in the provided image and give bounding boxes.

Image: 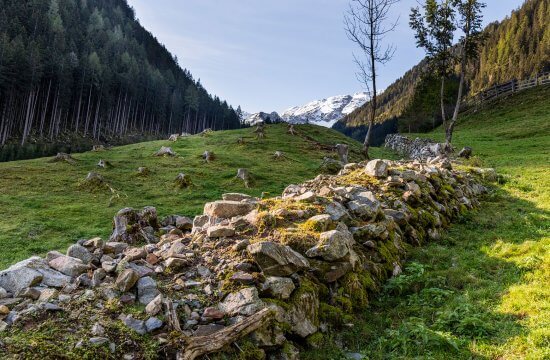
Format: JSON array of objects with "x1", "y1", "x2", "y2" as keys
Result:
[{"x1": 344, "y1": 0, "x2": 400, "y2": 158}]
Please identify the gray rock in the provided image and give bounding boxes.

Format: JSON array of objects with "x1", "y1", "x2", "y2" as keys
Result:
[
  {"x1": 218, "y1": 287, "x2": 264, "y2": 316},
  {"x1": 305, "y1": 214, "x2": 333, "y2": 231},
  {"x1": 89, "y1": 337, "x2": 110, "y2": 346},
  {"x1": 347, "y1": 191, "x2": 380, "y2": 219},
  {"x1": 206, "y1": 225, "x2": 236, "y2": 238},
  {"x1": 122, "y1": 315, "x2": 147, "y2": 335},
  {"x1": 0, "y1": 320, "x2": 8, "y2": 332},
  {"x1": 203, "y1": 200, "x2": 256, "y2": 219},
  {"x1": 261, "y1": 277, "x2": 295, "y2": 300},
  {"x1": 287, "y1": 286, "x2": 319, "y2": 337},
  {"x1": 145, "y1": 317, "x2": 163, "y2": 332},
  {"x1": 0, "y1": 264, "x2": 43, "y2": 294},
  {"x1": 115, "y1": 269, "x2": 140, "y2": 292},
  {"x1": 67, "y1": 244, "x2": 93, "y2": 264},
  {"x1": 145, "y1": 294, "x2": 163, "y2": 316},
  {"x1": 0, "y1": 287, "x2": 7, "y2": 299},
  {"x1": 13, "y1": 257, "x2": 71, "y2": 288},
  {"x1": 48, "y1": 255, "x2": 89, "y2": 277},
  {"x1": 306, "y1": 230, "x2": 355, "y2": 261},
  {"x1": 364, "y1": 159, "x2": 388, "y2": 177},
  {"x1": 325, "y1": 201, "x2": 350, "y2": 222},
  {"x1": 104, "y1": 242, "x2": 129, "y2": 255},
  {"x1": 137, "y1": 277, "x2": 159, "y2": 305},
  {"x1": 92, "y1": 323, "x2": 105, "y2": 336},
  {"x1": 247, "y1": 241, "x2": 310, "y2": 276}
]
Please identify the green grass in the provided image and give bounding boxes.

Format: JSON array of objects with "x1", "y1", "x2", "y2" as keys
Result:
[
  {"x1": 303, "y1": 86, "x2": 550, "y2": 359},
  {"x1": 0, "y1": 124, "x2": 394, "y2": 268}
]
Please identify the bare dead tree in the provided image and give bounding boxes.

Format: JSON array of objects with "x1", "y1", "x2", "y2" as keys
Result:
[{"x1": 345, "y1": 0, "x2": 399, "y2": 159}]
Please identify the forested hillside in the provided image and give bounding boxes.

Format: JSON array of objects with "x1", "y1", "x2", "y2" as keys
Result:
[
  {"x1": 0, "y1": 0, "x2": 240, "y2": 158},
  {"x1": 337, "y1": 0, "x2": 549, "y2": 138}
]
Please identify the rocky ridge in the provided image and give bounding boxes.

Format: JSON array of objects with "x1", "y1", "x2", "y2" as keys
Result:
[{"x1": 0, "y1": 158, "x2": 494, "y2": 359}]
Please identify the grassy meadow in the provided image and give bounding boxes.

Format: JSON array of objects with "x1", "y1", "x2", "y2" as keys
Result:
[{"x1": 0, "y1": 124, "x2": 394, "y2": 268}]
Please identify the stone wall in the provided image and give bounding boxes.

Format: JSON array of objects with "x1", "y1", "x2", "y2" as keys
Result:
[
  {"x1": 384, "y1": 134, "x2": 448, "y2": 160},
  {"x1": 0, "y1": 158, "x2": 493, "y2": 359}
]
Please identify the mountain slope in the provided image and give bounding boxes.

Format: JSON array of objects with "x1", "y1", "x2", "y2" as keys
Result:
[
  {"x1": 0, "y1": 0, "x2": 239, "y2": 160},
  {"x1": 0, "y1": 124, "x2": 394, "y2": 267},
  {"x1": 338, "y1": 0, "x2": 549, "y2": 132}
]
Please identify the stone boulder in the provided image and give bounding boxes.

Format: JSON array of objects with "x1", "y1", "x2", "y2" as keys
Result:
[
  {"x1": 115, "y1": 269, "x2": 140, "y2": 292},
  {"x1": 48, "y1": 255, "x2": 89, "y2": 277},
  {"x1": 261, "y1": 277, "x2": 295, "y2": 300},
  {"x1": 203, "y1": 201, "x2": 256, "y2": 219},
  {"x1": 364, "y1": 159, "x2": 388, "y2": 178},
  {"x1": 206, "y1": 225, "x2": 236, "y2": 238},
  {"x1": 247, "y1": 241, "x2": 310, "y2": 276},
  {"x1": 218, "y1": 287, "x2": 264, "y2": 316},
  {"x1": 67, "y1": 244, "x2": 92, "y2": 264},
  {"x1": 0, "y1": 265, "x2": 43, "y2": 295},
  {"x1": 137, "y1": 277, "x2": 159, "y2": 305},
  {"x1": 306, "y1": 230, "x2": 355, "y2": 261}
]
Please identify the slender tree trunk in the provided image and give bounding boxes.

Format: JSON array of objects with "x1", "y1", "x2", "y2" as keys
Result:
[{"x1": 363, "y1": 15, "x2": 377, "y2": 160}]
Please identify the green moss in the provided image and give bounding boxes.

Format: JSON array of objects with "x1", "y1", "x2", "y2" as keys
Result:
[
  {"x1": 306, "y1": 332, "x2": 326, "y2": 349},
  {"x1": 319, "y1": 302, "x2": 345, "y2": 326}
]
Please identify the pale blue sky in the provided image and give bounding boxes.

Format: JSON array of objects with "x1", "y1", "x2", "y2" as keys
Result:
[{"x1": 127, "y1": 0, "x2": 524, "y2": 113}]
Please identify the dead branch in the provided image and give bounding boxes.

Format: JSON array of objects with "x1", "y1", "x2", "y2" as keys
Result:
[{"x1": 179, "y1": 308, "x2": 273, "y2": 360}]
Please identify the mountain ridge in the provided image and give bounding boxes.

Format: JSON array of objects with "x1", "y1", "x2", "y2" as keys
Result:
[{"x1": 243, "y1": 92, "x2": 368, "y2": 127}]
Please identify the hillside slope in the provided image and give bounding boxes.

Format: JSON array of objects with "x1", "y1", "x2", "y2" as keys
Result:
[
  {"x1": 337, "y1": 0, "x2": 549, "y2": 132},
  {"x1": 0, "y1": 0, "x2": 239, "y2": 160},
  {"x1": 306, "y1": 86, "x2": 550, "y2": 359},
  {"x1": 0, "y1": 124, "x2": 393, "y2": 268}
]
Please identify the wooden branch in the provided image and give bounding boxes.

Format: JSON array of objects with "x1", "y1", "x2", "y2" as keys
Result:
[
  {"x1": 164, "y1": 298, "x2": 182, "y2": 332},
  {"x1": 179, "y1": 308, "x2": 273, "y2": 360}
]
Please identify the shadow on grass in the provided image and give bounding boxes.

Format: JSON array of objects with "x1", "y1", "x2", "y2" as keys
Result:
[{"x1": 302, "y1": 186, "x2": 549, "y2": 359}]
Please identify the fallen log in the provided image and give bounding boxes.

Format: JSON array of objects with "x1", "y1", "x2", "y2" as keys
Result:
[{"x1": 179, "y1": 308, "x2": 273, "y2": 360}]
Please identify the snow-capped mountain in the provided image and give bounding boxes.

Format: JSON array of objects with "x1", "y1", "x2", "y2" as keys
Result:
[
  {"x1": 281, "y1": 92, "x2": 369, "y2": 127},
  {"x1": 243, "y1": 111, "x2": 283, "y2": 126},
  {"x1": 242, "y1": 92, "x2": 368, "y2": 128}
]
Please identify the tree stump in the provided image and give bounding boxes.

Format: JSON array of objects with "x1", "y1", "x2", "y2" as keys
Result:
[
  {"x1": 254, "y1": 123, "x2": 266, "y2": 140},
  {"x1": 202, "y1": 151, "x2": 215, "y2": 163},
  {"x1": 51, "y1": 152, "x2": 76, "y2": 164},
  {"x1": 175, "y1": 173, "x2": 192, "y2": 188},
  {"x1": 288, "y1": 124, "x2": 296, "y2": 135},
  {"x1": 236, "y1": 168, "x2": 252, "y2": 188},
  {"x1": 97, "y1": 159, "x2": 113, "y2": 169},
  {"x1": 335, "y1": 144, "x2": 349, "y2": 164},
  {"x1": 458, "y1": 147, "x2": 473, "y2": 159},
  {"x1": 137, "y1": 167, "x2": 150, "y2": 176},
  {"x1": 155, "y1": 146, "x2": 176, "y2": 157},
  {"x1": 273, "y1": 151, "x2": 287, "y2": 161}
]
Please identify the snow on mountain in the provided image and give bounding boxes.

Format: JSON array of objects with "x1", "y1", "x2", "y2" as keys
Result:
[
  {"x1": 243, "y1": 111, "x2": 283, "y2": 126},
  {"x1": 242, "y1": 92, "x2": 369, "y2": 128},
  {"x1": 281, "y1": 92, "x2": 369, "y2": 127}
]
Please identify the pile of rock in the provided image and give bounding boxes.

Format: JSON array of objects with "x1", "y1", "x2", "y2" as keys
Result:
[{"x1": 0, "y1": 158, "x2": 493, "y2": 359}]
